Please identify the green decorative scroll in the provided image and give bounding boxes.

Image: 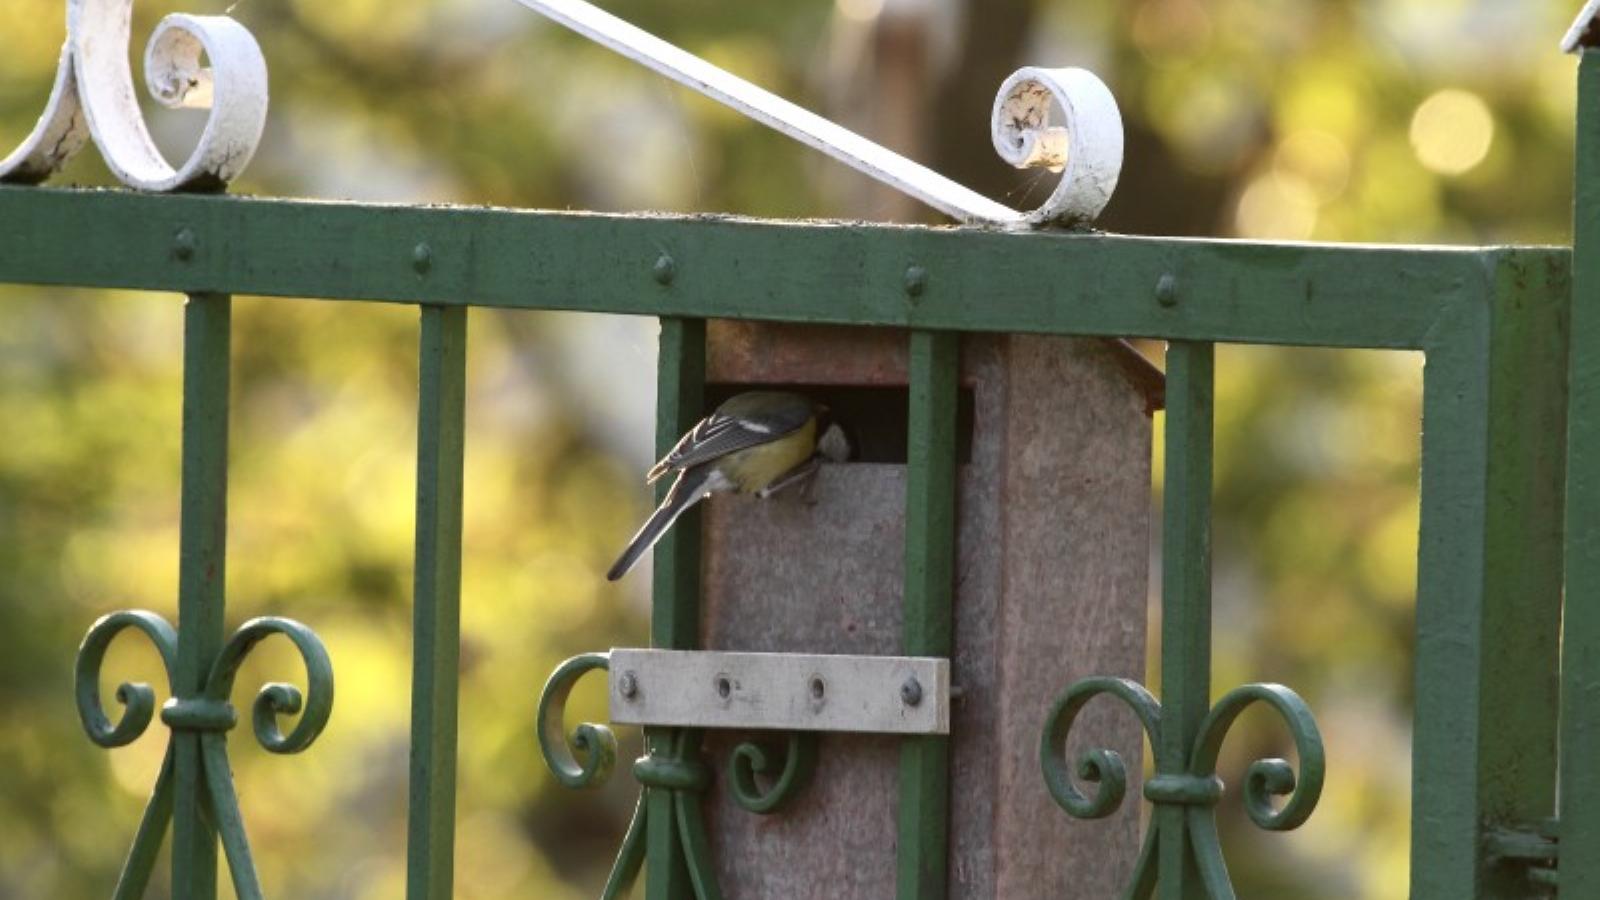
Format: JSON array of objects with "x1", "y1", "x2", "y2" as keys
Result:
[
  {"x1": 1041, "y1": 677, "x2": 1325, "y2": 900},
  {"x1": 728, "y1": 731, "x2": 818, "y2": 815},
  {"x1": 536, "y1": 653, "x2": 618, "y2": 790},
  {"x1": 536, "y1": 652, "x2": 820, "y2": 899},
  {"x1": 75, "y1": 610, "x2": 334, "y2": 900}
]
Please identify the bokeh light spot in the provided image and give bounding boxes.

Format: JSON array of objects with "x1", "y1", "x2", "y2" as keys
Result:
[
  {"x1": 1131, "y1": 0, "x2": 1214, "y2": 57},
  {"x1": 835, "y1": 0, "x2": 884, "y2": 23},
  {"x1": 1409, "y1": 89, "x2": 1494, "y2": 176},
  {"x1": 1235, "y1": 172, "x2": 1320, "y2": 240},
  {"x1": 1274, "y1": 130, "x2": 1351, "y2": 203}
]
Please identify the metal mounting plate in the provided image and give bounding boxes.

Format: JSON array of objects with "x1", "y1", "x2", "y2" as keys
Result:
[{"x1": 608, "y1": 649, "x2": 950, "y2": 735}]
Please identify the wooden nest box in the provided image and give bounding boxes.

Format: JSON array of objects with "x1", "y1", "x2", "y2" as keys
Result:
[{"x1": 693, "y1": 321, "x2": 1162, "y2": 898}]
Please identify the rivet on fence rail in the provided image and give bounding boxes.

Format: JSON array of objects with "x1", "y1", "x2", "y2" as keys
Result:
[
  {"x1": 172, "y1": 228, "x2": 197, "y2": 262},
  {"x1": 903, "y1": 266, "x2": 928, "y2": 298},
  {"x1": 653, "y1": 254, "x2": 678, "y2": 286},
  {"x1": 1156, "y1": 274, "x2": 1179, "y2": 308}
]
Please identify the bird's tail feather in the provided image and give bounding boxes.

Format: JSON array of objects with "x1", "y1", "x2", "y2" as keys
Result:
[{"x1": 606, "y1": 467, "x2": 711, "y2": 581}]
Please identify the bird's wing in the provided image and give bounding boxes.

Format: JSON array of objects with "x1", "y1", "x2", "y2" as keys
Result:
[{"x1": 646, "y1": 400, "x2": 810, "y2": 482}]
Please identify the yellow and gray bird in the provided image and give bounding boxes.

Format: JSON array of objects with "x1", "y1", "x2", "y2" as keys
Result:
[{"x1": 606, "y1": 391, "x2": 830, "y2": 581}]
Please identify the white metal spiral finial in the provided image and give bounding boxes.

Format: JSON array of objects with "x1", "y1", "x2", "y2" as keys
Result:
[
  {"x1": 991, "y1": 67, "x2": 1124, "y2": 226},
  {"x1": 0, "y1": 0, "x2": 268, "y2": 192}
]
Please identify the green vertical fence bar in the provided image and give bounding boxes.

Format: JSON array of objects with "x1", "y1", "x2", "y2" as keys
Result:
[
  {"x1": 407, "y1": 305, "x2": 468, "y2": 899},
  {"x1": 898, "y1": 329, "x2": 958, "y2": 900},
  {"x1": 646, "y1": 317, "x2": 706, "y2": 900},
  {"x1": 1157, "y1": 341, "x2": 1213, "y2": 900},
  {"x1": 172, "y1": 292, "x2": 232, "y2": 900},
  {"x1": 1563, "y1": 47, "x2": 1600, "y2": 898},
  {"x1": 1415, "y1": 250, "x2": 1568, "y2": 898}
]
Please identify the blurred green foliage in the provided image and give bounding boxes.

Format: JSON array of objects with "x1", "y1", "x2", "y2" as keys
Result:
[{"x1": 0, "y1": 0, "x2": 1581, "y2": 897}]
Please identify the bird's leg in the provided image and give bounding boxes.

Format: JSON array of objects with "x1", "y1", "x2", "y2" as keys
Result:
[
  {"x1": 758, "y1": 455, "x2": 822, "y2": 501},
  {"x1": 798, "y1": 454, "x2": 823, "y2": 505}
]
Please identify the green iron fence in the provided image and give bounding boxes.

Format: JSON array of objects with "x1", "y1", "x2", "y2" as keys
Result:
[{"x1": 6, "y1": 6, "x2": 1600, "y2": 900}]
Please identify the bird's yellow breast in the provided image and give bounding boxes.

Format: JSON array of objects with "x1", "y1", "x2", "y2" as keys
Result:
[{"x1": 718, "y1": 417, "x2": 817, "y2": 493}]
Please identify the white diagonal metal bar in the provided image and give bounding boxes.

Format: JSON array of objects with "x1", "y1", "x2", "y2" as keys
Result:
[
  {"x1": 1566, "y1": 0, "x2": 1600, "y2": 53},
  {"x1": 515, "y1": 0, "x2": 1024, "y2": 226}
]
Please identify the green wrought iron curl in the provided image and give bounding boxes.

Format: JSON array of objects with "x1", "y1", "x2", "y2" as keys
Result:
[
  {"x1": 728, "y1": 731, "x2": 819, "y2": 814},
  {"x1": 536, "y1": 652, "x2": 618, "y2": 789},
  {"x1": 1040, "y1": 677, "x2": 1324, "y2": 899},
  {"x1": 538, "y1": 653, "x2": 826, "y2": 898},
  {"x1": 1190, "y1": 683, "x2": 1324, "y2": 832},
  {"x1": 1182, "y1": 684, "x2": 1325, "y2": 900},
  {"x1": 76, "y1": 610, "x2": 180, "y2": 748},
  {"x1": 1039, "y1": 676, "x2": 1163, "y2": 820},
  {"x1": 75, "y1": 611, "x2": 183, "y2": 900},
  {"x1": 74, "y1": 610, "x2": 334, "y2": 900},
  {"x1": 201, "y1": 616, "x2": 336, "y2": 754},
  {"x1": 553, "y1": 726, "x2": 723, "y2": 900}
]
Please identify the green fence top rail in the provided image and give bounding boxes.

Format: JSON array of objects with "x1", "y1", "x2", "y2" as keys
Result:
[{"x1": 0, "y1": 186, "x2": 1563, "y2": 352}]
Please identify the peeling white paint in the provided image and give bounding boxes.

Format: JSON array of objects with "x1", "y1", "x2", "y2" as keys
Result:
[
  {"x1": 0, "y1": 45, "x2": 89, "y2": 185},
  {"x1": 0, "y1": 1, "x2": 267, "y2": 191},
  {"x1": 516, "y1": 0, "x2": 1124, "y2": 227}
]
